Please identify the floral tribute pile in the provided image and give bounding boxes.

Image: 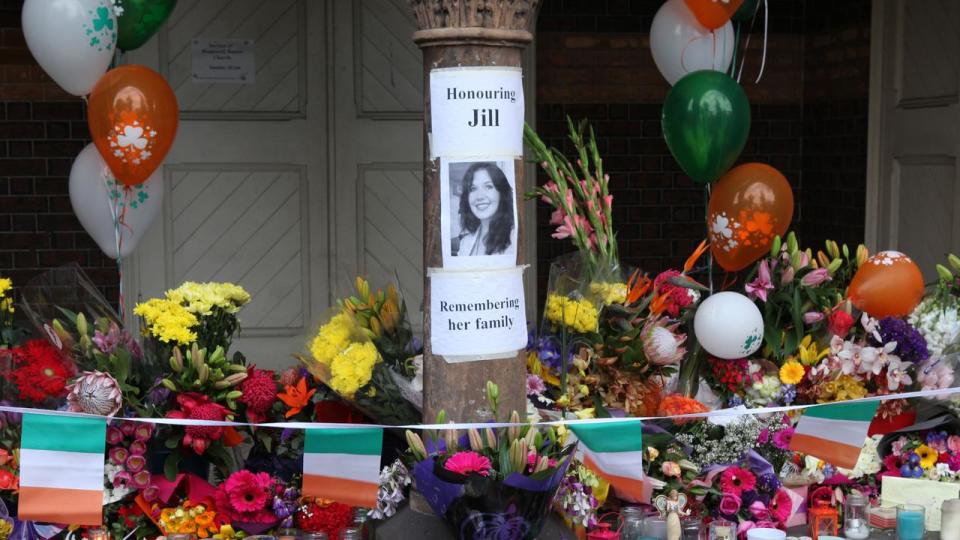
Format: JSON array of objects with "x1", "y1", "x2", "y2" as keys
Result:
[{"x1": 2, "y1": 119, "x2": 960, "y2": 539}]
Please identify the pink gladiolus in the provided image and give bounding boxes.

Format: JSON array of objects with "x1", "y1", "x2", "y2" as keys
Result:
[
  {"x1": 801, "y1": 268, "x2": 831, "y2": 287},
  {"x1": 603, "y1": 194, "x2": 613, "y2": 210},
  {"x1": 549, "y1": 208, "x2": 565, "y2": 226}
]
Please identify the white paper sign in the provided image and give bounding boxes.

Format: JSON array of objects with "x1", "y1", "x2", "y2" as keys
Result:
[
  {"x1": 191, "y1": 38, "x2": 255, "y2": 84},
  {"x1": 440, "y1": 157, "x2": 518, "y2": 269},
  {"x1": 881, "y1": 476, "x2": 960, "y2": 530},
  {"x1": 430, "y1": 267, "x2": 527, "y2": 358},
  {"x1": 429, "y1": 67, "x2": 524, "y2": 158}
]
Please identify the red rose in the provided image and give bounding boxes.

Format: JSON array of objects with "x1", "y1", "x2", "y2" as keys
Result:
[{"x1": 827, "y1": 309, "x2": 854, "y2": 338}]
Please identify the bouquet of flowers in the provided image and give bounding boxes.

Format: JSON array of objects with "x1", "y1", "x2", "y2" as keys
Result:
[
  {"x1": 0, "y1": 276, "x2": 24, "y2": 348},
  {"x1": 699, "y1": 452, "x2": 798, "y2": 532},
  {"x1": 674, "y1": 413, "x2": 794, "y2": 474},
  {"x1": 301, "y1": 304, "x2": 420, "y2": 426},
  {"x1": 880, "y1": 429, "x2": 960, "y2": 481},
  {"x1": 405, "y1": 385, "x2": 576, "y2": 539}
]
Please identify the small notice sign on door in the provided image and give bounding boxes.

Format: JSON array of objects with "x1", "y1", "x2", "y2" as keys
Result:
[{"x1": 191, "y1": 38, "x2": 255, "y2": 84}]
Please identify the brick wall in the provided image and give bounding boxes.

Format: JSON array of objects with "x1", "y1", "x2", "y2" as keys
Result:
[
  {"x1": 534, "y1": 0, "x2": 870, "y2": 299},
  {"x1": 0, "y1": 0, "x2": 118, "y2": 304}
]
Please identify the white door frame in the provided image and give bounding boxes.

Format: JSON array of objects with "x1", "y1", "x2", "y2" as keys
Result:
[{"x1": 864, "y1": 0, "x2": 885, "y2": 251}]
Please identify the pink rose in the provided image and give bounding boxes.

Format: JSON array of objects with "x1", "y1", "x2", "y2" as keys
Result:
[
  {"x1": 661, "y1": 461, "x2": 681, "y2": 477},
  {"x1": 719, "y1": 493, "x2": 742, "y2": 516},
  {"x1": 749, "y1": 501, "x2": 770, "y2": 520},
  {"x1": 949, "y1": 435, "x2": 960, "y2": 453}
]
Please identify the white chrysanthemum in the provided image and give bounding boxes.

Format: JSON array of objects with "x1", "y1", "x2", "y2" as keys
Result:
[
  {"x1": 910, "y1": 296, "x2": 960, "y2": 358},
  {"x1": 839, "y1": 435, "x2": 881, "y2": 479}
]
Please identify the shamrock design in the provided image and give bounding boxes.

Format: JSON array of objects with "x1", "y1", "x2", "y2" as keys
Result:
[
  {"x1": 117, "y1": 126, "x2": 148, "y2": 149},
  {"x1": 83, "y1": 3, "x2": 116, "y2": 52}
]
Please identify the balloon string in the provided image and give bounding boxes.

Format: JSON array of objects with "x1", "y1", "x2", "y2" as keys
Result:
[
  {"x1": 705, "y1": 184, "x2": 714, "y2": 294},
  {"x1": 736, "y1": 0, "x2": 761, "y2": 82},
  {"x1": 729, "y1": 22, "x2": 740, "y2": 77},
  {"x1": 755, "y1": 0, "x2": 769, "y2": 83},
  {"x1": 100, "y1": 170, "x2": 125, "y2": 319}
]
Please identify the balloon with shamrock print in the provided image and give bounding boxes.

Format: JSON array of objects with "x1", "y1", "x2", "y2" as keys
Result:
[
  {"x1": 694, "y1": 292, "x2": 764, "y2": 359},
  {"x1": 69, "y1": 143, "x2": 163, "y2": 259},
  {"x1": 662, "y1": 70, "x2": 750, "y2": 184},
  {"x1": 650, "y1": 0, "x2": 735, "y2": 85},
  {"x1": 116, "y1": 0, "x2": 178, "y2": 51},
  {"x1": 21, "y1": 0, "x2": 117, "y2": 96},
  {"x1": 707, "y1": 163, "x2": 794, "y2": 271},
  {"x1": 87, "y1": 65, "x2": 179, "y2": 186},
  {"x1": 848, "y1": 251, "x2": 925, "y2": 318}
]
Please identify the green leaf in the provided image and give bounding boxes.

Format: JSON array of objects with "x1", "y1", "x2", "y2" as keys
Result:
[
  {"x1": 164, "y1": 435, "x2": 180, "y2": 449},
  {"x1": 591, "y1": 394, "x2": 612, "y2": 418},
  {"x1": 163, "y1": 448, "x2": 182, "y2": 481}
]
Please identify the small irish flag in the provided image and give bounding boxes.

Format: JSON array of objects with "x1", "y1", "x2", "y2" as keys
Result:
[
  {"x1": 571, "y1": 419, "x2": 649, "y2": 503},
  {"x1": 303, "y1": 427, "x2": 382, "y2": 508},
  {"x1": 789, "y1": 400, "x2": 879, "y2": 469},
  {"x1": 19, "y1": 413, "x2": 107, "y2": 525}
]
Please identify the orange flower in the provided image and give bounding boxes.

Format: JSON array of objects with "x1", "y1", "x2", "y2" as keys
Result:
[
  {"x1": 657, "y1": 394, "x2": 709, "y2": 424},
  {"x1": 649, "y1": 292, "x2": 670, "y2": 316},
  {"x1": 626, "y1": 270, "x2": 651, "y2": 305},
  {"x1": 278, "y1": 377, "x2": 316, "y2": 418},
  {"x1": 683, "y1": 239, "x2": 709, "y2": 274}
]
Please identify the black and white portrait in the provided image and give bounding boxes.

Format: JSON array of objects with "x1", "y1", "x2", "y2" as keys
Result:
[{"x1": 441, "y1": 159, "x2": 517, "y2": 269}]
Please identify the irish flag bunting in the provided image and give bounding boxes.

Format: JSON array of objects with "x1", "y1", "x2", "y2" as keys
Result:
[
  {"x1": 19, "y1": 413, "x2": 106, "y2": 525},
  {"x1": 571, "y1": 419, "x2": 649, "y2": 503},
  {"x1": 789, "y1": 400, "x2": 879, "y2": 469},
  {"x1": 303, "y1": 427, "x2": 383, "y2": 507}
]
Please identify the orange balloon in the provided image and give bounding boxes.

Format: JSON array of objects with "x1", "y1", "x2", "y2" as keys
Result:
[
  {"x1": 88, "y1": 65, "x2": 178, "y2": 186},
  {"x1": 684, "y1": 0, "x2": 745, "y2": 29},
  {"x1": 707, "y1": 163, "x2": 794, "y2": 272},
  {"x1": 848, "y1": 251, "x2": 925, "y2": 318}
]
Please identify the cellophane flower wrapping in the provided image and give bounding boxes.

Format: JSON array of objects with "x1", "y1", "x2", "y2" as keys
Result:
[
  {"x1": 414, "y1": 441, "x2": 577, "y2": 540},
  {"x1": 303, "y1": 309, "x2": 420, "y2": 425}
]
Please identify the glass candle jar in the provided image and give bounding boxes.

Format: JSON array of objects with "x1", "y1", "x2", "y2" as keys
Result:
[
  {"x1": 897, "y1": 503, "x2": 925, "y2": 540},
  {"x1": 843, "y1": 491, "x2": 869, "y2": 540},
  {"x1": 621, "y1": 506, "x2": 646, "y2": 540},
  {"x1": 708, "y1": 519, "x2": 735, "y2": 540}
]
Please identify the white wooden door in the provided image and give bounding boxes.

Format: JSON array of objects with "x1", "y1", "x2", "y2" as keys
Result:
[{"x1": 867, "y1": 0, "x2": 960, "y2": 279}]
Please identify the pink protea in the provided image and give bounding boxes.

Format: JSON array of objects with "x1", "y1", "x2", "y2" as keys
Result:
[
  {"x1": 443, "y1": 451, "x2": 493, "y2": 477},
  {"x1": 125, "y1": 454, "x2": 146, "y2": 474},
  {"x1": 109, "y1": 447, "x2": 129, "y2": 466},
  {"x1": 133, "y1": 423, "x2": 153, "y2": 442},
  {"x1": 66, "y1": 371, "x2": 122, "y2": 416},
  {"x1": 642, "y1": 317, "x2": 687, "y2": 366},
  {"x1": 106, "y1": 426, "x2": 124, "y2": 445},
  {"x1": 131, "y1": 470, "x2": 151, "y2": 490},
  {"x1": 129, "y1": 440, "x2": 147, "y2": 456}
]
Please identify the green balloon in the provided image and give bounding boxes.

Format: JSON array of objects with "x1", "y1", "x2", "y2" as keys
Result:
[
  {"x1": 117, "y1": 0, "x2": 178, "y2": 52},
  {"x1": 732, "y1": 0, "x2": 761, "y2": 22},
  {"x1": 661, "y1": 70, "x2": 751, "y2": 185}
]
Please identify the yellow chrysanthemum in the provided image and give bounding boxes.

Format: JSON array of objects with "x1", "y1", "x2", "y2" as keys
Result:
[
  {"x1": 328, "y1": 341, "x2": 379, "y2": 398},
  {"x1": 526, "y1": 352, "x2": 560, "y2": 387},
  {"x1": 134, "y1": 298, "x2": 199, "y2": 345},
  {"x1": 587, "y1": 281, "x2": 627, "y2": 305},
  {"x1": 309, "y1": 312, "x2": 355, "y2": 365},
  {"x1": 779, "y1": 361, "x2": 806, "y2": 385},
  {"x1": 818, "y1": 375, "x2": 868, "y2": 403},
  {"x1": 916, "y1": 444, "x2": 939, "y2": 469},
  {"x1": 797, "y1": 335, "x2": 829, "y2": 366},
  {"x1": 0, "y1": 277, "x2": 11, "y2": 298},
  {"x1": 544, "y1": 294, "x2": 599, "y2": 333},
  {"x1": 166, "y1": 281, "x2": 251, "y2": 315}
]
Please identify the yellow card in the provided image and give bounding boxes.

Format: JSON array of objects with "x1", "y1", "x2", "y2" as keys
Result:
[{"x1": 881, "y1": 476, "x2": 960, "y2": 531}]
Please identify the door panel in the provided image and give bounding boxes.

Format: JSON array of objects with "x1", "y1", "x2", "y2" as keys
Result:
[{"x1": 869, "y1": 0, "x2": 960, "y2": 279}]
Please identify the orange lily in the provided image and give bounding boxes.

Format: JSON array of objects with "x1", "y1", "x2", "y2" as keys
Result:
[
  {"x1": 278, "y1": 377, "x2": 316, "y2": 418},
  {"x1": 683, "y1": 239, "x2": 709, "y2": 274},
  {"x1": 625, "y1": 270, "x2": 651, "y2": 305}
]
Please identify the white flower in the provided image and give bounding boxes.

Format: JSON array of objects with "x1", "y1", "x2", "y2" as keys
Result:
[{"x1": 886, "y1": 356, "x2": 913, "y2": 391}]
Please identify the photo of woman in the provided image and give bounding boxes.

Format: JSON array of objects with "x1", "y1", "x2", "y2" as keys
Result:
[{"x1": 450, "y1": 161, "x2": 515, "y2": 257}]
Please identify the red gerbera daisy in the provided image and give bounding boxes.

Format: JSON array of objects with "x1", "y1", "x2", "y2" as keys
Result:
[{"x1": 9, "y1": 339, "x2": 73, "y2": 404}]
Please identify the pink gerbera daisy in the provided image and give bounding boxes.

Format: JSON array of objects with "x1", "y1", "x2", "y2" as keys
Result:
[
  {"x1": 719, "y1": 467, "x2": 757, "y2": 495},
  {"x1": 444, "y1": 451, "x2": 493, "y2": 477},
  {"x1": 224, "y1": 470, "x2": 272, "y2": 513},
  {"x1": 770, "y1": 489, "x2": 794, "y2": 523}
]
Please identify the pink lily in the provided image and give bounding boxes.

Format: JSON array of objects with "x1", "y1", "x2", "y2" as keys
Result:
[{"x1": 746, "y1": 259, "x2": 775, "y2": 302}]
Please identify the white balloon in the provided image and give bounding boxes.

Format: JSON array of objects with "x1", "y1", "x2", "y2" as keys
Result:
[
  {"x1": 650, "y1": 0, "x2": 735, "y2": 85},
  {"x1": 694, "y1": 291, "x2": 764, "y2": 359},
  {"x1": 21, "y1": 0, "x2": 117, "y2": 96},
  {"x1": 69, "y1": 144, "x2": 163, "y2": 259}
]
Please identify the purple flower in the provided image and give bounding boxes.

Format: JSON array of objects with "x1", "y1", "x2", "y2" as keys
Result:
[
  {"x1": 948, "y1": 454, "x2": 960, "y2": 472},
  {"x1": 741, "y1": 490, "x2": 759, "y2": 507},
  {"x1": 93, "y1": 322, "x2": 141, "y2": 359},
  {"x1": 526, "y1": 374, "x2": 546, "y2": 395},
  {"x1": 873, "y1": 317, "x2": 930, "y2": 364},
  {"x1": 147, "y1": 378, "x2": 171, "y2": 406},
  {"x1": 757, "y1": 472, "x2": 781, "y2": 492},
  {"x1": 536, "y1": 336, "x2": 563, "y2": 372},
  {"x1": 782, "y1": 385, "x2": 796, "y2": 405}
]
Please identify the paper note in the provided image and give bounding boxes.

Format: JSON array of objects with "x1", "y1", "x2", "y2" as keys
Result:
[
  {"x1": 881, "y1": 475, "x2": 960, "y2": 530},
  {"x1": 429, "y1": 267, "x2": 527, "y2": 358},
  {"x1": 429, "y1": 67, "x2": 524, "y2": 158}
]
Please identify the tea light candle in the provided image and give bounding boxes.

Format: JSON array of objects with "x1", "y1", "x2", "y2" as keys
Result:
[
  {"x1": 897, "y1": 504, "x2": 925, "y2": 540},
  {"x1": 842, "y1": 517, "x2": 869, "y2": 540}
]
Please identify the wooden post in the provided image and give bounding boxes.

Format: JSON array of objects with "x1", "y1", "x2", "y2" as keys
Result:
[{"x1": 410, "y1": 1, "x2": 540, "y2": 423}]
